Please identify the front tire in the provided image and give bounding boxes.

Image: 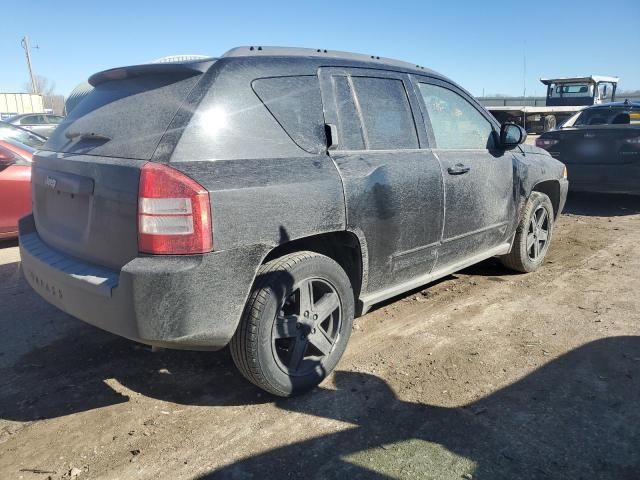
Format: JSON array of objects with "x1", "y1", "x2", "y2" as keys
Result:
[
  {"x1": 501, "y1": 191, "x2": 554, "y2": 273},
  {"x1": 230, "y1": 251, "x2": 354, "y2": 397}
]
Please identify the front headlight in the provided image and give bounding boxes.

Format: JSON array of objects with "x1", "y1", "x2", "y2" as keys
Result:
[{"x1": 563, "y1": 166, "x2": 568, "y2": 179}]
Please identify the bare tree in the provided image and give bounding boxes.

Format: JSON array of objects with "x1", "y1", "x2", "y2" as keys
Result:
[{"x1": 22, "y1": 75, "x2": 56, "y2": 95}]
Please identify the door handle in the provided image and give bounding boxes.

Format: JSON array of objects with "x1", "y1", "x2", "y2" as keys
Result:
[
  {"x1": 447, "y1": 164, "x2": 471, "y2": 175},
  {"x1": 325, "y1": 123, "x2": 339, "y2": 150}
]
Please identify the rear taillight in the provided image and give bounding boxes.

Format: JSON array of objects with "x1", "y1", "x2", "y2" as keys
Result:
[
  {"x1": 535, "y1": 137, "x2": 559, "y2": 149},
  {"x1": 138, "y1": 162, "x2": 213, "y2": 254}
]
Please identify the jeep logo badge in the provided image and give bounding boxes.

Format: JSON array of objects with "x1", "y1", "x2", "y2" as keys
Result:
[{"x1": 45, "y1": 176, "x2": 57, "y2": 189}]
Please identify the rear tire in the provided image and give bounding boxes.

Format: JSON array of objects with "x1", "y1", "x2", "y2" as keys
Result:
[
  {"x1": 230, "y1": 251, "x2": 354, "y2": 397},
  {"x1": 501, "y1": 192, "x2": 554, "y2": 273}
]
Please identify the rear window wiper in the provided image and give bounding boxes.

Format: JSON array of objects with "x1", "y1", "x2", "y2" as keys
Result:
[{"x1": 65, "y1": 131, "x2": 112, "y2": 142}]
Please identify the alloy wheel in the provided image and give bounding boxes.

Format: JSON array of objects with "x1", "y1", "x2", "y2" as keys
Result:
[
  {"x1": 526, "y1": 205, "x2": 550, "y2": 261},
  {"x1": 271, "y1": 278, "x2": 342, "y2": 376}
]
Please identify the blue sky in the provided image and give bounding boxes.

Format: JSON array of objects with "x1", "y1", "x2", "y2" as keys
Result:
[{"x1": 2, "y1": 0, "x2": 639, "y2": 97}]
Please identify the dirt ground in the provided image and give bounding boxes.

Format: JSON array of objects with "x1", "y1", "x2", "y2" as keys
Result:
[{"x1": 1, "y1": 192, "x2": 639, "y2": 480}]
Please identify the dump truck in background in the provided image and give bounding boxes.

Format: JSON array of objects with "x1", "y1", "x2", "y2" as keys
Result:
[{"x1": 487, "y1": 76, "x2": 619, "y2": 134}]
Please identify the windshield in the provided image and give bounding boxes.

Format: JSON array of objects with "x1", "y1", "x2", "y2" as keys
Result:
[
  {"x1": 561, "y1": 112, "x2": 582, "y2": 128},
  {"x1": 556, "y1": 84, "x2": 589, "y2": 94},
  {"x1": 0, "y1": 122, "x2": 46, "y2": 148},
  {"x1": 548, "y1": 83, "x2": 594, "y2": 100},
  {"x1": 2, "y1": 137, "x2": 36, "y2": 158}
]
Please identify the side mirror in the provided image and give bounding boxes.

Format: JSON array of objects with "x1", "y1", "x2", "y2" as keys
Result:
[{"x1": 499, "y1": 123, "x2": 527, "y2": 149}]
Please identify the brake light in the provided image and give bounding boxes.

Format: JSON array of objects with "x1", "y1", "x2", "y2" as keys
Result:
[
  {"x1": 138, "y1": 162, "x2": 212, "y2": 254},
  {"x1": 535, "y1": 137, "x2": 559, "y2": 149}
]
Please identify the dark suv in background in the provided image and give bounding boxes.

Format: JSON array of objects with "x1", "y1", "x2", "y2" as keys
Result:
[{"x1": 19, "y1": 47, "x2": 568, "y2": 396}]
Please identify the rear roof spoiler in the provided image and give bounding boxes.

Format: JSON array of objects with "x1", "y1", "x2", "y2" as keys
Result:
[{"x1": 88, "y1": 58, "x2": 217, "y2": 87}]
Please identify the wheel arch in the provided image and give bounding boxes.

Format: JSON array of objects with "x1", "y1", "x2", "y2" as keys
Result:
[
  {"x1": 531, "y1": 179, "x2": 561, "y2": 220},
  {"x1": 262, "y1": 230, "x2": 366, "y2": 315}
]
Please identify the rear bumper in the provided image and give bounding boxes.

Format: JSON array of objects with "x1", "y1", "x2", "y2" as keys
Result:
[{"x1": 19, "y1": 215, "x2": 268, "y2": 350}]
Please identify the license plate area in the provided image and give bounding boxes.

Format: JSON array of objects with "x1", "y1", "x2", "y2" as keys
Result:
[{"x1": 35, "y1": 186, "x2": 92, "y2": 241}]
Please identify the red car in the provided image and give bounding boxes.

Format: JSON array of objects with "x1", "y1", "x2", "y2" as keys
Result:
[{"x1": 0, "y1": 138, "x2": 34, "y2": 239}]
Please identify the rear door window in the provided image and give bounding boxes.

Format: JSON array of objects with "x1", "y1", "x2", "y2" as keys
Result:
[
  {"x1": 418, "y1": 83, "x2": 495, "y2": 150},
  {"x1": 350, "y1": 76, "x2": 419, "y2": 150},
  {"x1": 332, "y1": 76, "x2": 366, "y2": 150}
]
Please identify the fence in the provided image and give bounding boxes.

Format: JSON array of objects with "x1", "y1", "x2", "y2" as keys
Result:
[{"x1": 477, "y1": 94, "x2": 640, "y2": 108}]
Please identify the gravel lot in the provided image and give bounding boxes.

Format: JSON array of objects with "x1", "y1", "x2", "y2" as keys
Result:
[{"x1": 1, "y1": 192, "x2": 639, "y2": 480}]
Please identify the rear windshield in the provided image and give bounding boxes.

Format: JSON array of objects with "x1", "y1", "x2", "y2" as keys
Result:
[
  {"x1": 574, "y1": 107, "x2": 640, "y2": 126},
  {"x1": 44, "y1": 73, "x2": 202, "y2": 160},
  {"x1": 4, "y1": 137, "x2": 37, "y2": 155}
]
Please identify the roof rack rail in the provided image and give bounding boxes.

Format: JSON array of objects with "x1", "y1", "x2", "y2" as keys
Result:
[{"x1": 221, "y1": 46, "x2": 431, "y2": 73}]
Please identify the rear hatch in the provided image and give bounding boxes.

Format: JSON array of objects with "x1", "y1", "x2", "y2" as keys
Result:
[{"x1": 33, "y1": 60, "x2": 214, "y2": 270}]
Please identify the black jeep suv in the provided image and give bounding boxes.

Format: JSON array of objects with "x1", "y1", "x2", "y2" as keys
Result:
[{"x1": 19, "y1": 46, "x2": 568, "y2": 396}]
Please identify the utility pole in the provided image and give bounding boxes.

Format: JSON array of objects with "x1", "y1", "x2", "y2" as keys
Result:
[{"x1": 21, "y1": 36, "x2": 38, "y2": 94}]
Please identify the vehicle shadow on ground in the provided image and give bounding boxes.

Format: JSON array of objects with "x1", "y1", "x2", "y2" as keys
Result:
[
  {"x1": 563, "y1": 191, "x2": 640, "y2": 217},
  {"x1": 0, "y1": 264, "x2": 287, "y2": 422},
  {"x1": 0, "y1": 324, "x2": 265, "y2": 421},
  {"x1": 0, "y1": 252, "x2": 553, "y2": 422},
  {"x1": 2, "y1": 263, "x2": 639, "y2": 478},
  {"x1": 199, "y1": 336, "x2": 640, "y2": 480}
]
